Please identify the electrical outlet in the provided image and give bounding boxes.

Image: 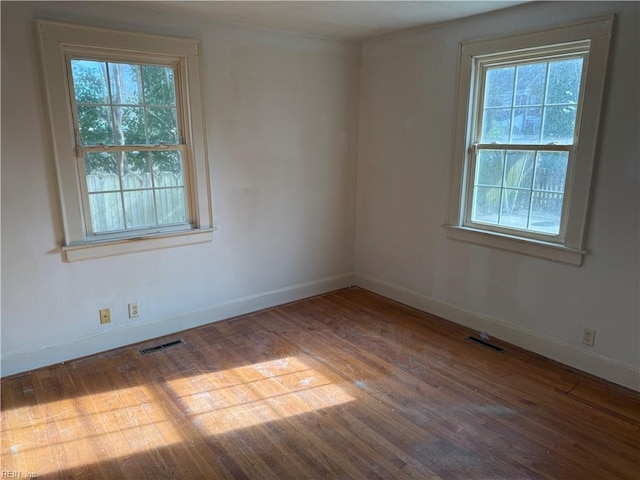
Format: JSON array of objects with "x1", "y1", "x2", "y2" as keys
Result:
[
  {"x1": 128, "y1": 303, "x2": 139, "y2": 318},
  {"x1": 99, "y1": 308, "x2": 111, "y2": 324},
  {"x1": 582, "y1": 327, "x2": 596, "y2": 347}
]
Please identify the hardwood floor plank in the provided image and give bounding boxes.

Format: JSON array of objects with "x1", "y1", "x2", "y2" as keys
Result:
[
  {"x1": 2, "y1": 288, "x2": 638, "y2": 479},
  {"x1": 267, "y1": 316, "x2": 548, "y2": 478}
]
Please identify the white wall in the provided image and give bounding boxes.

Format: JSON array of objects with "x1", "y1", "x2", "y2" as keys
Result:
[
  {"x1": 1, "y1": 1, "x2": 359, "y2": 375},
  {"x1": 2, "y1": 1, "x2": 638, "y2": 390},
  {"x1": 356, "y1": 1, "x2": 639, "y2": 389}
]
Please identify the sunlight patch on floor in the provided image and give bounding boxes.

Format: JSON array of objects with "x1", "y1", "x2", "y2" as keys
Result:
[
  {"x1": 1, "y1": 356, "x2": 353, "y2": 475},
  {"x1": 2, "y1": 383, "x2": 183, "y2": 476},
  {"x1": 168, "y1": 356, "x2": 354, "y2": 435}
]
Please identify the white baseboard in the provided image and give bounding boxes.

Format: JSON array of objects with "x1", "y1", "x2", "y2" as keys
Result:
[
  {"x1": 355, "y1": 273, "x2": 640, "y2": 392},
  {"x1": 5, "y1": 271, "x2": 637, "y2": 392},
  {"x1": 1, "y1": 273, "x2": 355, "y2": 377}
]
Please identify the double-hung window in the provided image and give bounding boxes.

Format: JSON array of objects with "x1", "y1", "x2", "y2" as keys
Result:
[
  {"x1": 447, "y1": 17, "x2": 613, "y2": 265},
  {"x1": 72, "y1": 58, "x2": 187, "y2": 237},
  {"x1": 39, "y1": 21, "x2": 213, "y2": 262}
]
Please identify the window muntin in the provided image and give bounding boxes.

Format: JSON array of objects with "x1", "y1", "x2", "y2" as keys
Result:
[
  {"x1": 465, "y1": 45, "x2": 589, "y2": 239},
  {"x1": 69, "y1": 57, "x2": 190, "y2": 238}
]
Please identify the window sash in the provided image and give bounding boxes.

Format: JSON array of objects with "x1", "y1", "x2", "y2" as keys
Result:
[
  {"x1": 76, "y1": 144, "x2": 192, "y2": 239},
  {"x1": 67, "y1": 54, "x2": 185, "y2": 147},
  {"x1": 464, "y1": 144, "x2": 572, "y2": 241},
  {"x1": 80, "y1": 143, "x2": 185, "y2": 153},
  {"x1": 471, "y1": 143, "x2": 573, "y2": 152},
  {"x1": 473, "y1": 51, "x2": 589, "y2": 148}
]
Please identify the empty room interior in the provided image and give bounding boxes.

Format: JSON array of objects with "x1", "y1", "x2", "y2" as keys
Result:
[{"x1": 1, "y1": 1, "x2": 638, "y2": 478}]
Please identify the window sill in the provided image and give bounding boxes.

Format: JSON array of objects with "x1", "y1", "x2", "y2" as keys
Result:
[
  {"x1": 62, "y1": 227, "x2": 215, "y2": 262},
  {"x1": 444, "y1": 225, "x2": 586, "y2": 266}
]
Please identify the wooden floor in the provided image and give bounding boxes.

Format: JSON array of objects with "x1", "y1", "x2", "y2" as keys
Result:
[{"x1": 1, "y1": 288, "x2": 638, "y2": 479}]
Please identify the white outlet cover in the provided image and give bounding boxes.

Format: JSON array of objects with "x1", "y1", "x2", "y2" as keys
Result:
[
  {"x1": 582, "y1": 328, "x2": 596, "y2": 346},
  {"x1": 128, "y1": 303, "x2": 139, "y2": 318}
]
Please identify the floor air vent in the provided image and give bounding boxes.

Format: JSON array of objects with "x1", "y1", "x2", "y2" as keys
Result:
[
  {"x1": 467, "y1": 336, "x2": 505, "y2": 352},
  {"x1": 139, "y1": 339, "x2": 184, "y2": 355}
]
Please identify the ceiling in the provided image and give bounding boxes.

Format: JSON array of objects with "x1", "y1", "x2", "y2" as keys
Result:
[{"x1": 124, "y1": 1, "x2": 529, "y2": 41}]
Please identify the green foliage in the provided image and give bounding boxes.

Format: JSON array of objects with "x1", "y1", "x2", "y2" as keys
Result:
[{"x1": 71, "y1": 59, "x2": 182, "y2": 176}]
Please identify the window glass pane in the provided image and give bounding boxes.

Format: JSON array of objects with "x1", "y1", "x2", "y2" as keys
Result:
[
  {"x1": 143, "y1": 65, "x2": 176, "y2": 105},
  {"x1": 499, "y1": 188, "x2": 531, "y2": 229},
  {"x1": 481, "y1": 108, "x2": 511, "y2": 143},
  {"x1": 533, "y1": 151, "x2": 568, "y2": 192},
  {"x1": 511, "y1": 107, "x2": 542, "y2": 143},
  {"x1": 147, "y1": 107, "x2": 179, "y2": 144},
  {"x1": 546, "y1": 58, "x2": 583, "y2": 105},
  {"x1": 109, "y1": 63, "x2": 143, "y2": 105},
  {"x1": 89, "y1": 192, "x2": 124, "y2": 232},
  {"x1": 77, "y1": 105, "x2": 113, "y2": 145},
  {"x1": 113, "y1": 106, "x2": 146, "y2": 145},
  {"x1": 476, "y1": 150, "x2": 504, "y2": 186},
  {"x1": 472, "y1": 186, "x2": 501, "y2": 224},
  {"x1": 153, "y1": 150, "x2": 187, "y2": 226},
  {"x1": 155, "y1": 187, "x2": 187, "y2": 225},
  {"x1": 71, "y1": 60, "x2": 109, "y2": 104},
  {"x1": 121, "y1": 152, "x2": 152, "y2": 189},
  {"x1": 484, "y1": 67, "x2": 515, "y2": 108},
  {"x1": 530, "y1": 192, "x2": 563, "y2": 234},
  {"x1": 541, "y1": 105, "x2": 577, "y2": 144},
  {"x1": 85, "y1": 152, "x2": 120, "y2": 192},
  {"x1": 152, "y1": 151, "x2": 184, "y2": 185},
  {"x1": 514, "y1": 63, "x2": 546, "y2": 106},
  {"x1": 123, "y1": 190, "x2": 156, "y2": 229},
  {"x1": 504, "y1": 151, "x2": 534, "y2": 189}
]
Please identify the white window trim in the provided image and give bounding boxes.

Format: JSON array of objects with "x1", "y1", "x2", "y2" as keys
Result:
[
  {"x1": 38, "y1": 20, "x2": 214, "y2": 262},
  {"x1": 445, "y1": 16, "x2": 614, "y2": 266}
]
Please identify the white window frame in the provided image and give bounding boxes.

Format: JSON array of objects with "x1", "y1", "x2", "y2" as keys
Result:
[
  {"x1": 446, "y1": 16, "x2": 614, "y2": 266},
  {"x1": 38, "y1": 20, "x2": 214, "y2": 262}
]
